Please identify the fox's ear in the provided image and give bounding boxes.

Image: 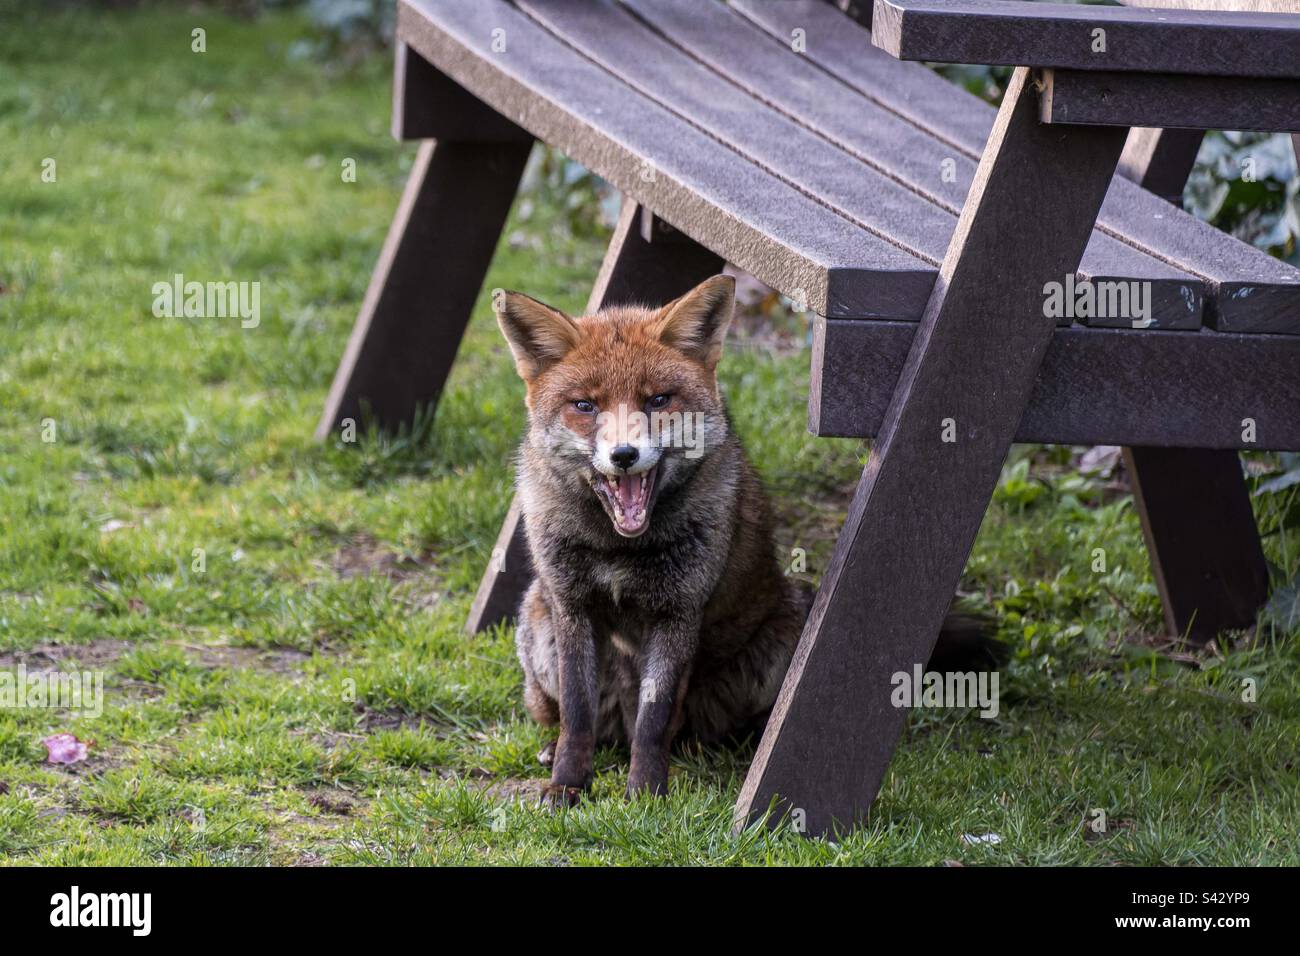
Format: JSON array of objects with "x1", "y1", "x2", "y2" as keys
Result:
[
  {"x1": 494, "y1": 290, "x2": 580, "y2": 380},
  {"x1": 652, "y1": 274, "x2": 735, "y2": 370}
]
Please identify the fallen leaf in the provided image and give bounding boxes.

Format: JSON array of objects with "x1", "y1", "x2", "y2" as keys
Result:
[
  {"x1": 43, "y1": 733, "x2": 90, "y2": 764},
  {"x1": 1262, "y1": 578, "x2": 1300, "y2": 632},
  {"x1": 1078, "y1": 445, "x2": 1122, "y2": 478}
]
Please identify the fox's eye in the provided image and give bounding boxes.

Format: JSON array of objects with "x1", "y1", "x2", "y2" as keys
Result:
[
  {"x1": 648, "y1": 393, "x2": 672, "y2": 410},
  {"x1": 573, "y1": 400, "x2": 596, "y2": 414}
]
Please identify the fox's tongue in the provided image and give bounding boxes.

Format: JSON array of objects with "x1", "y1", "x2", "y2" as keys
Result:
[
  {"x1": 617, "y1": 476, "x2": 640, "y2": 514},
  {"x1": 607, "y1": 468, "x2": 655, "y2": 537}
]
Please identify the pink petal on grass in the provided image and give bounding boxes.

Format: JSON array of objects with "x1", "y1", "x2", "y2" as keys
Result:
[{"x1": 43, "y1": 733, "x2": 90, "y2": 764}]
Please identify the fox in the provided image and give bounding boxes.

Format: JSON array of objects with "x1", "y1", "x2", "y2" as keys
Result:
[{"x1": 495, "y1": 275, "x2": 993, "y2": 805}]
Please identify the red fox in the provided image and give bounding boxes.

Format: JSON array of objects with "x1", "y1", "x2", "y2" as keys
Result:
[{"x1": 495, "y1": 275, "x2": 991, "y2": 805}]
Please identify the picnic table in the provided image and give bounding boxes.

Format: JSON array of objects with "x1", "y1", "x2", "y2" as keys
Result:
[{"x1": 317, "y1": 0, "x2": 1300, "y2": 835}]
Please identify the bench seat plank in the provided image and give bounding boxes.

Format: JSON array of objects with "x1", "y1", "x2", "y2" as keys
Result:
[
  {"x1": 813, "y1": 318, "x2": 1300, "y2": 450},
  {"x1": 401, "y1": 0, "x2": 1299, "y2": 332},
  {"x1": 512, "y1": 0, "x2": 972, "y2": 271},
  {"x1": 872, "y1": 0, "x2": 1300, "y2": 78},
  {"x1": 733, "y1": 0, "x2": 1300, "y2": 334},
  {"x1": 620, "y1": 0, "x2": 1204, "y2": 330},
  {"x1": 401, "y1": 0, "x2": 936, "y2": 320}
]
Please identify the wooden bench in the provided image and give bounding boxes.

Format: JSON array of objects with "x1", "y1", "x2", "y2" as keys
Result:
[{"x1": 317, "y1": 0, "x2": 1300, "y2": 835}]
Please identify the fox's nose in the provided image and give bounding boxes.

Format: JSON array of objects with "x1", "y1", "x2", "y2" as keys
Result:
[{"x1": 609, "y1": 445, "x2": 639, "y2": 471}]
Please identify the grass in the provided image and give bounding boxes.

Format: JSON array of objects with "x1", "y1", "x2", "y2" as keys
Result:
[{"x1": 1, "y1": 1, "x2": 1298, "y2": 866}]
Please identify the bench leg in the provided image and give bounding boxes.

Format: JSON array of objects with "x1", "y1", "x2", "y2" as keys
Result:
[
  {"x1": 465, "y1": 201, "x2": 723, "y2": 633},
  {"x1": 315, "y1": 137, "x2": 532, "y2": 440},
  {"x1": 1125, "y1": 447, "x2": 1269, "y2": 643},
  {"x1": 1115, "y1": 127, "x2": 1204, "y2": 205},
  {"x1": 1115, "y1": 128, "x2": 1270, "y2": 643},
  {"x1": 466, "y1": 497, "x2": 532, "y2": 635},
  {"x1": 734, "y1": 69, "x2": 1129, "y2": 837}
]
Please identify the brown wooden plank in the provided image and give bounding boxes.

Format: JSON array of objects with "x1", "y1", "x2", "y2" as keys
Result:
[
  {"x1": 582, "y1": 199, "x2": 727, "y2": 318},
  {"x1": 465, "y1": 497, "x2": 533, "y2": 636},
  {"x1": 731, "y1": 0, "x2": 1300, "y2": 332},
  {"x1": 1040, "y1": 68, "x2": 1300, "y2": 133},
  {"x1": 514, "y1": 0, "x2": 961, "y2": 267},
  {"x1": 1100, "y1": 178, "x2": 1300, "y2": 334},
  {"x1": 730, "y1": 0, "x2": 996, "y2": 155},
  {"x1": 1125, "y1": 446, "x2": 1271, "y2": 642},
  {"x1": 637, "y1": 0, "x2": 974, "y2": 210},
  {"x1": 621, "y1": 0, "x2": 1204, "y2": 329},
  {"x1": 391, "y1": 43, "x2": 531, "y2": 143},
  {"x1": 399, "y1": 0, "x2": 935, "y2": 320},
  {"x1": 1114, "y1": 118, "x2": 1270, "y2": 645},
  {"x1": 813, "y1": 318, "x2": 1300, "y2": 450},
  {"x1": 638, "y1": 207, "x2": 691, "y2": 244},
  {"x1": 315, "y1": 137, "x2": 532, "y2": 438},
  {"x1": 872, "y1": 0, "x2": 1300, "y2": 78},
  {"x1": 466, "y1": 198, "x2": 724, "y2": 634},
  {"x1": 737, "y1": 70, "x2": 1129, "y2": 835},
  {"x1": 1117, "y1": 127, "x2": 1204, "y2": 204}
]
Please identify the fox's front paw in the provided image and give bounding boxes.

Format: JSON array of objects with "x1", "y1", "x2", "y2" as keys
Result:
[
  {"x1": 538, "y1": 782, "x2": 586, "y2": 809},
  {"x1": 625, "y1": 766, "x2": 669, "y2": 799}
]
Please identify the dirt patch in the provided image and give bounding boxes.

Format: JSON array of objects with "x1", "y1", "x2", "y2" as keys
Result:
[
  {"x1": 477, "y1": 777, "x2": 549, "y2": 803},
  {"x1": 0, "y1": 638, "x2": 316, "y2": 686},
  {"x1": 312, "y1": 705, "x2": 450, "y2": 754},
  {"x1": 0, "y1": 639, "x2": 132, "y2": 670},
  {"x1": 328, "y1": 533, "x2": 445, "y2": 610},
  {"x1": 330, "y1": 533, "x2": 429, "y2": 580},
  {"x1": 390, "y1": 575, "x2": 445, "y2": 612},
  {"x1": 304, "y1": 787, "x2": 362, "y2": 816},
  {"x1": 352, "y1": 704, "x2": 443, "y2": 734},
  {"x1": 177, "y1": 643, "x2": 312, "y2": 674},
  {"x1": 117, "y1": 679, "x2": 168, "y2": 701},
  {"x1": 46, "y1": 744, "x2": 132, "y2": 779},
  {"x1": 268, "y1": 814, "x2": 352, "y2": 867}
]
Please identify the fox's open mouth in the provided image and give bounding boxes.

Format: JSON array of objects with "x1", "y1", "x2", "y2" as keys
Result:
[{"x1": 594, "y1": 465, "x2": 658, "y2": 537}]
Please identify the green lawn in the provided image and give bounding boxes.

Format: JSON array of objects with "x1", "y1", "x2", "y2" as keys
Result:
[{"x1": 1, "y1": 1, "x2": 1297, "y2": 866}]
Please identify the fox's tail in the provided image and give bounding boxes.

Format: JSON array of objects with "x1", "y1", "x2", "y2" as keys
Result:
[
  {"x1": 929, "y1": 604, "x2": 1006, "y2": 673},
  {"x1": 792, "y1": 582, "x2": 1004, "y2": 672}
]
